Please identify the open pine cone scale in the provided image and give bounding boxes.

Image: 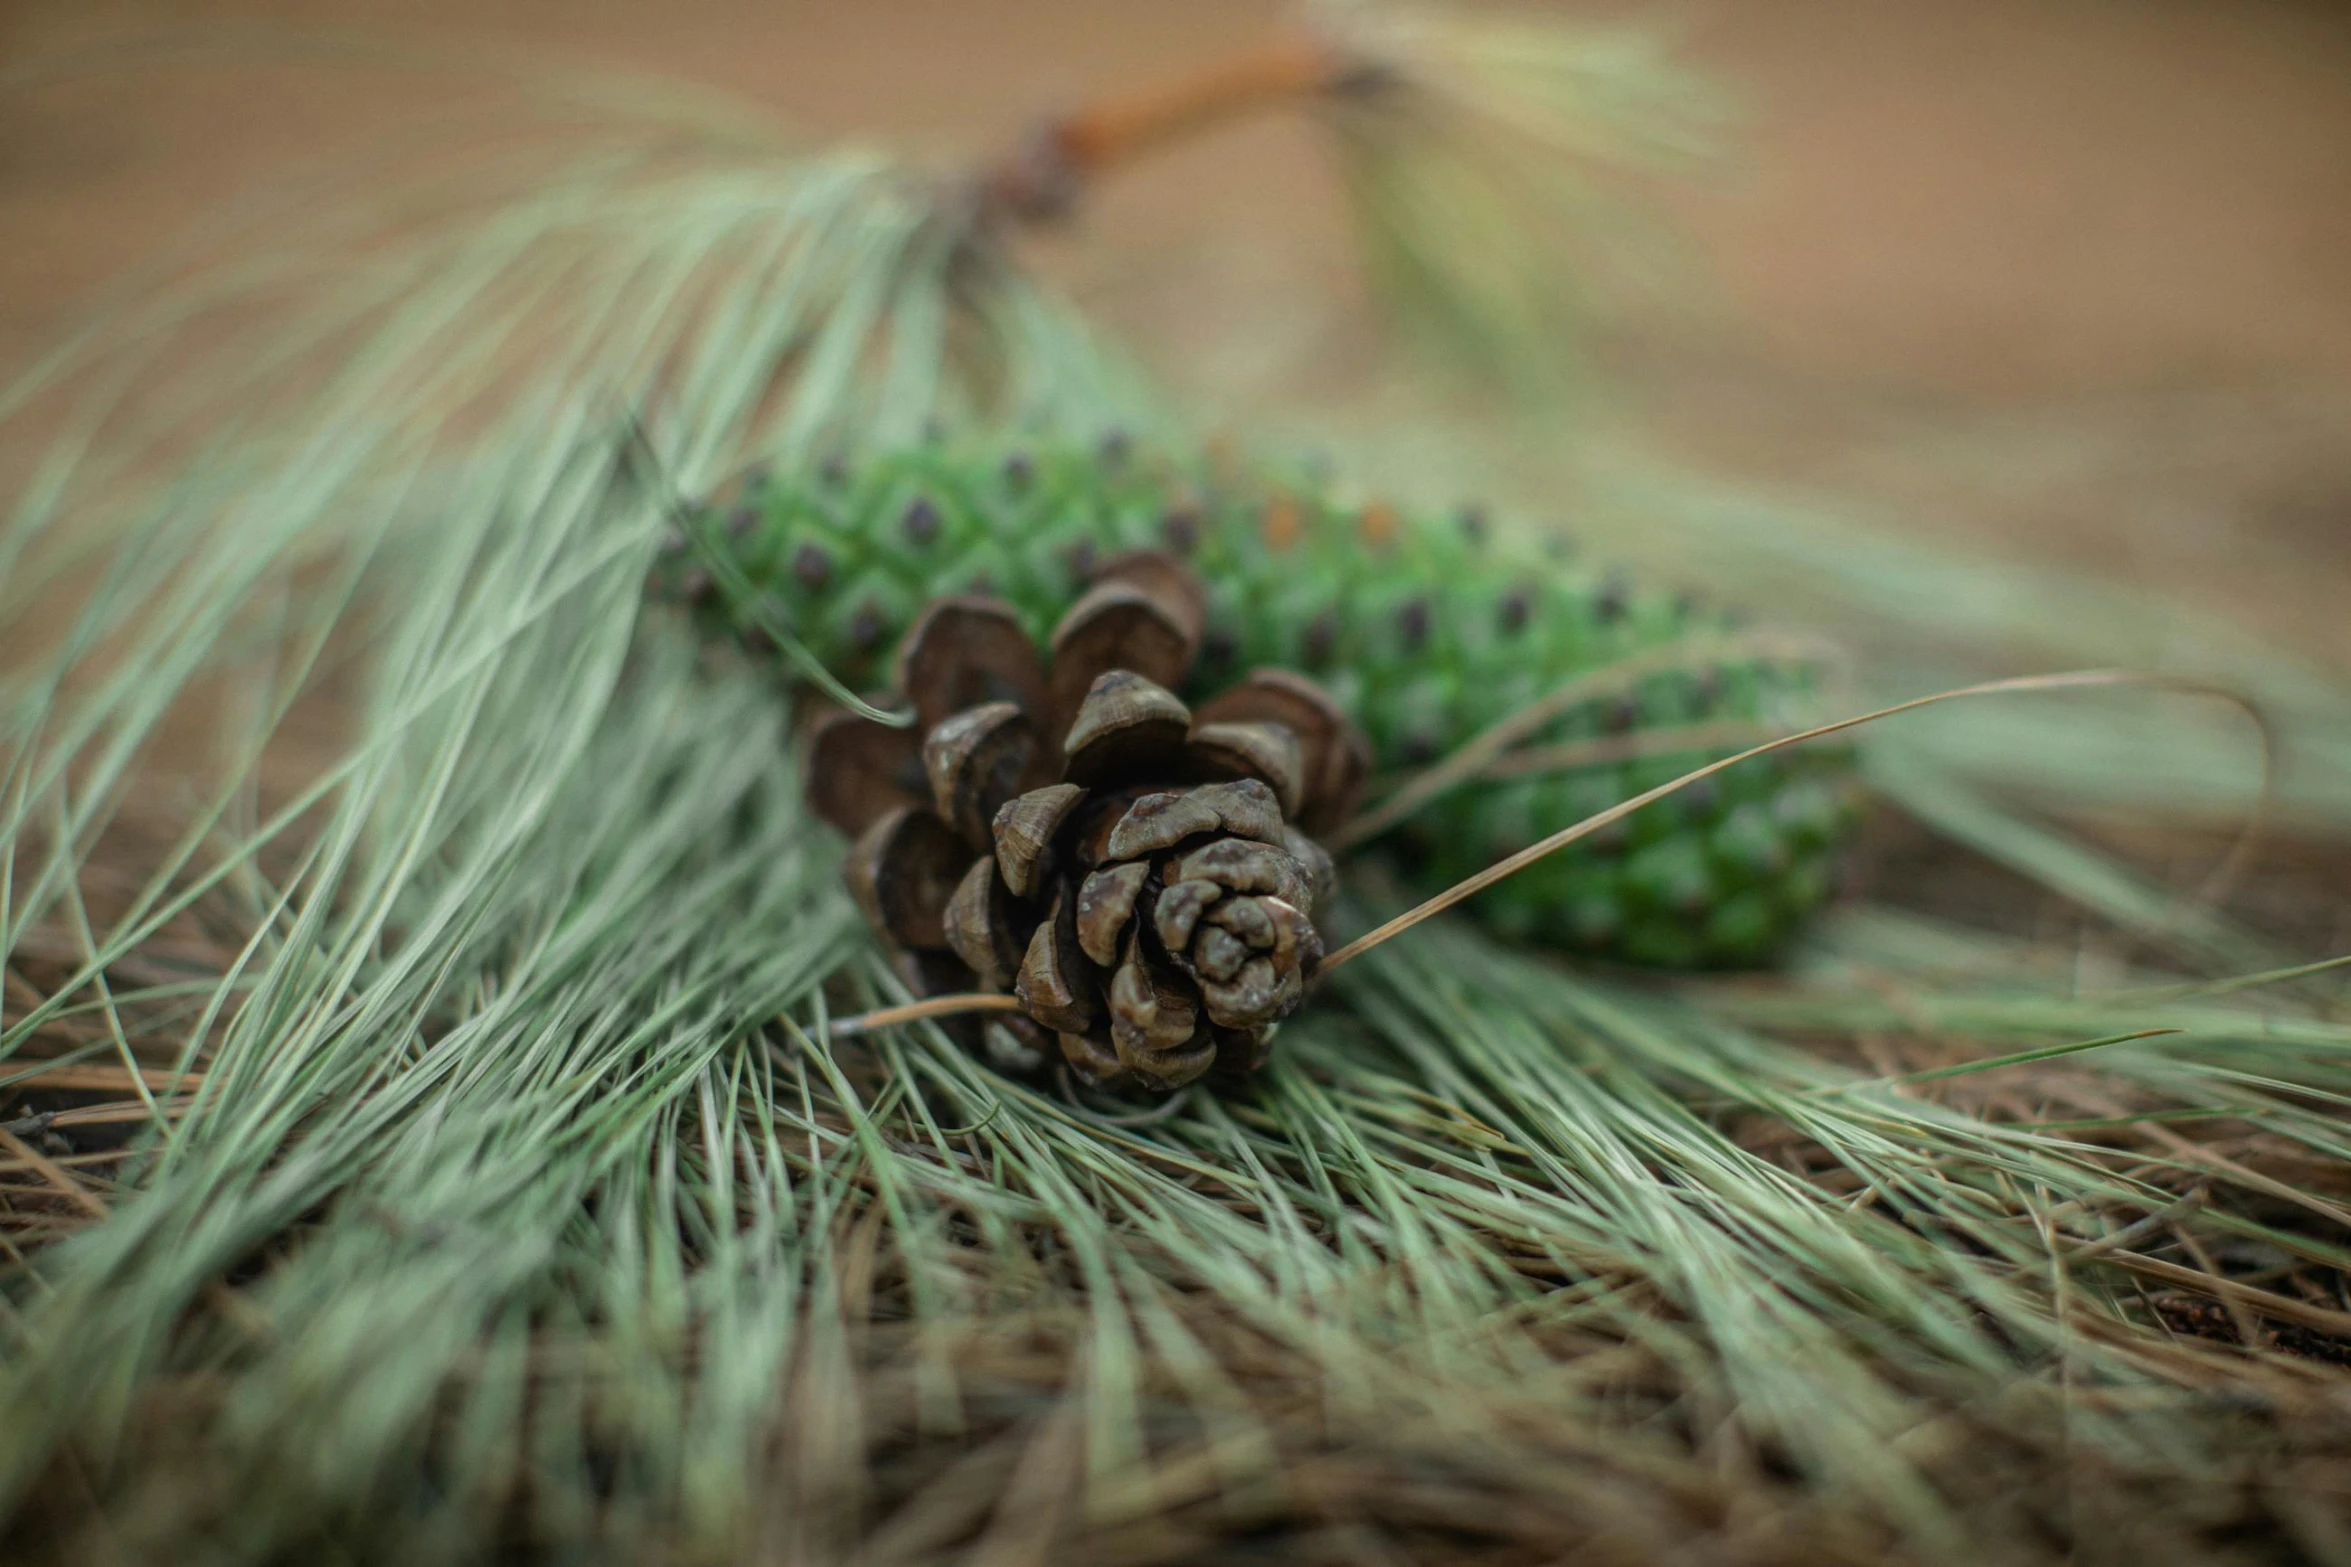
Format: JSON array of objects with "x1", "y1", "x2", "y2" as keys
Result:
[{"x1": 807, "y1": 552, "x2": 1365, "y2": 1092}]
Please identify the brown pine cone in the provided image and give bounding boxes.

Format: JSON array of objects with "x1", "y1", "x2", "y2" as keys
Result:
[{"x1": 805, "y1": 553, "x2": 1368, "y2": 1092}]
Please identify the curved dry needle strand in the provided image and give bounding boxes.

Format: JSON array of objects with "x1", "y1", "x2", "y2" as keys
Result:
[
  {"x1": 820, "y1": 670, "x2": 2272, "y2": 1038},
  {"x1": 1327, "y1": 628, "x2": 1845, "y2": 851},
  {"x1": 1323, "y1": 668, "x2": 2272, "y2": 974},
  {"x1": 823, "y1": 991, "x2": 1025, "y2": 1039}
]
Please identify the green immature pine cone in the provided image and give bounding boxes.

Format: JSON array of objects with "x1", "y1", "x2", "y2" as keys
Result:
[
  {"x1": 656, "y1": 434, "x2": 1862, "y2": 967},
  {"x1": 803, "y1": 550, "x2": 1363, "y2": 1092}
]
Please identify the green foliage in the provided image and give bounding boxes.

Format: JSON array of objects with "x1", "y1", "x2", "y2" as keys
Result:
[{"x1": 0, "y1": 20, "x2": 2348, "y2": 1565}]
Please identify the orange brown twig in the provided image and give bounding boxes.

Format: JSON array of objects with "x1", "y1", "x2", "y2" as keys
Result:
[{"x1": 978, "y1": 37, "x2": 1373, "y2": 224}]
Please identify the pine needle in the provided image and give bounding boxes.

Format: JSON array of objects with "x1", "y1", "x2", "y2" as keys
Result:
[
  {"x1": 1315, "y1": 0, "x2": 1715, "y2": 396},
  {"x1": 2, "y1": 14, "x2": 2349, "y2": 1563}
]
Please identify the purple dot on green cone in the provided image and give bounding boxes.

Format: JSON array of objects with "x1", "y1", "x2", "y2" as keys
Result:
[
  {"x1": 1595, "y1": 574, "x2": 1629, "y2": 623},
  {"x1": 902, "y1": 498, "x2": 941, "y2": 546},
  {"x1": 1498, "y1": 587, "x2": 1532, "y2": 634},
  {"x1": 1396, "y1": 598, "x2": 1431, "y2": 651},
  {"x1": 1302, "y1": 611, "x2": 1338, "y2": 667}
]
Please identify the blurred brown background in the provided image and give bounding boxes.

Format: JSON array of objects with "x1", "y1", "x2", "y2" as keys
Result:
[{"x1": 6, "y1": 0, "x2": 2349, "y2": 654}]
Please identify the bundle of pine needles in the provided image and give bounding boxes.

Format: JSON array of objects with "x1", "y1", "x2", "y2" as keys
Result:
[{"x1": 4, "y1": 10, "x2": 2350, "y2": 1564}]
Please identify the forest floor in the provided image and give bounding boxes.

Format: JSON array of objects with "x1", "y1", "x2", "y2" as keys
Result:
[{"x1": 5, "y1": 4, "x2": 2351, "y2": 1561}]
